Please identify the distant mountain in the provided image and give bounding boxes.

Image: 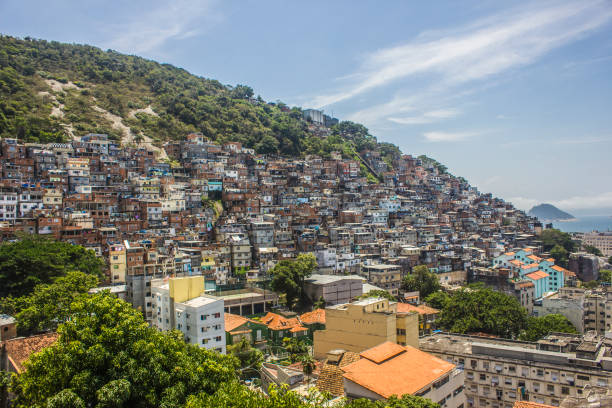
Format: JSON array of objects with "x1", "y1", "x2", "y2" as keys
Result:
[{"x1": 528, "y1": 204, "x2": 575, "y2": 221}]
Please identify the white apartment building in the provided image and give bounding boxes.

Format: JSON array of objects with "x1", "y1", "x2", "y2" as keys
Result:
[{"x1": 152, "y1": 276, "x2": 226, "y2": 353}]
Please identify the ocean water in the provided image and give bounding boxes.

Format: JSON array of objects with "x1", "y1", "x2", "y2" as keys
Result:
[{"x1": 551, "y1": 215, "x2": 612, "y2": 233}]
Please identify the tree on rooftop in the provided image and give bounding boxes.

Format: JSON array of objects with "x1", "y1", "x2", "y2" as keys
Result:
[
  {"x1": 0, "y1": 235, "x2": 104, "y2": 298},
  {"x1": 519, "y1": 314, "x2": 578, "y2": 342},
  {"x1": 401, "y1": 265, "x2": 441, "y2": 299},
  {"x1": 270, "y1": 253, "x2": 316, "y2": 310},
  {"x1": 359, "y1": 289, "x2": 396, "y2": 301}
]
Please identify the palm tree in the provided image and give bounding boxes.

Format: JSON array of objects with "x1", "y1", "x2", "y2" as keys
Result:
[{"x1": 299, "y1": 354, "x2": 316, "y2": 387}]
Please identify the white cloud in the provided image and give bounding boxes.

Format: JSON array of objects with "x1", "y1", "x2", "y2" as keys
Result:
[
  {"x1": 509, "y1": 192, "x2": 612, "y2": 211},
  {"x1": 105, "y1": 0, "x2": 220, "y2": 54},
  {"x1": 423, "y1": 131, "x2": 477, "y2": 143},
  {"x1": 310, "y1": 0, "x2": 612, "y2": 126},
  {"x1": 388, "y1": 109, "x2": 460, "y2": 125}
]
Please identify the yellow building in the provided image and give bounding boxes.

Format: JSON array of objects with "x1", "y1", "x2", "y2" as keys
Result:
[
  {"x1": 313, "y1": 297, "x2": 419, "y2": 359},
  {"x1": 109, "y1": 244, "x2": 126, "y2": 284}
]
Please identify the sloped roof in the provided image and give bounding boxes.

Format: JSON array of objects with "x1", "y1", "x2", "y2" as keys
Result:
[
  {"x1": 2, "y1": 332, "x2": 59, "y2": 373},
  {"x1": 513, "y1": 402, "x2": 556, "y2": 408},
  {"x1": 526, "y1": 270, "x2": 549, "y2": 281},
  {"x1": 396, "y1": 303, "x2": 439, "y2": 315},
  {"x1": 316, "y1": 352, "x2": 361, "y2": 397},
  {"x1": 341, "y1": 342, "x2": 455, "y2": 398},
  {"x1": 299, "y1": 309, "x2": 326, "y2": 325},
  {"x1": 261, "y1": 312, "x2": 306, "y2": 332}
]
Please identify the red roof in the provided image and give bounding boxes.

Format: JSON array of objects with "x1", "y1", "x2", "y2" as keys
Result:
[
  {"x1": 2, "y1": 332, "x2": 59, "y2": 373},
  {"x1": 526, "y1": 270, "x2": 549, "y2": 281},
  {"x1": 299, "y1": 309, "x2": 325, "y2": 325}
]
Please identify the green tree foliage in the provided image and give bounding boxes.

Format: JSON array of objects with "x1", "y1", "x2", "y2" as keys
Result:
[
  {"x1": 519, "y1": 314, "x2": 578, "y2": 342},
  {"x1": 282, "y1": 338, "x2": 309, "y2": 363},
  {"x1": 12, "y1": 292, "x2": 238, "y2": 408},
  {"x1": 360, "y1": 289, "x2": 396, "y2": 301},
  {"x1": 550, "y1": 244, "x2": 569, "y2": 268},
  {"x1": 436, "y1": 287, "x2": 527, "y2": 338},
  {"x1": 0, "y1": 235, "x2": 104, "y2": 298},
  {"x1": 402, "y1": 265, "x2": 441, "y2": 299},
  {"x1": 424, "y1": 291, "x2": 450, "y2": 310},
  {"x1": 9, "y1": 271, "x2": 99, "y2": 335},
  {"x1": 299, "y1": 355, "x2": 316, "y2": 384},
  {"x1": 228, "y1": 338, "x2": 263, "y2": 376},
  {"x1": 583, "y1": 245, "x2": 603, "y2": 257},
  {"x1": 540, "y1": 229, "x2": 576, "y2": 253},
  {"x1": 346, "y1": 395, "x2": 440, "y2": 408},
  {"x1": 599, "y1": 269, "x2": 611, "y2": 284},
  {"x1": 270, "y1": 254, "x2": 317, "y2": 309}
]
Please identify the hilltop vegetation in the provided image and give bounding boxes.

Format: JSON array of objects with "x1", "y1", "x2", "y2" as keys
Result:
[{"x1": 0, "y1": 35, "x2": 399, "y2": 165}]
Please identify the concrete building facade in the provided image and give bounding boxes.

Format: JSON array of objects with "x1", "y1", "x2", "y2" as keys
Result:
[{"x1": 313, "y1": 297, "x2": 418, "y2": 359}]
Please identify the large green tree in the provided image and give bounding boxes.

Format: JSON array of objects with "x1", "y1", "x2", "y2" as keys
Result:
[
  {"x1": 540, "y1": 229, "x2": 576, "y2": 253},
  {"x1": 436, "y1": 287, "x2": 528, "y2": 338},
  {"x1": 519, "y1": 314, "x2": 578, "y2": 342},
  {"x1": 0, "y1": 235, "x2": 104, "y2": 298},
  {"x1": 12, "y1": 292, "x2": 238, "y2": 408},
  {"x1": 228, "y1": 338, "x2": 263, "y2": 378},
  {"x1": 402, "y1": 265, "x2": 441, "y2": 299},
  {"x1": 11, "y1": 271, "x2": 98, "y2": 335},
  {"x1": 270, "y1": 254, "x2": 317, "y2": 309}
]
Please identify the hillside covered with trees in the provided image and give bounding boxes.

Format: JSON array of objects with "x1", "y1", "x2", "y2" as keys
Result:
[{"x1": 0, "y1": 35, "x2": 399, "y2": 165}]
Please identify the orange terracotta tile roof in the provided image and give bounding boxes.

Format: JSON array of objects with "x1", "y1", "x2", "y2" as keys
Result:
[
  {"x1": 545, "y1": 258, "x2": 555, "y2": 262},
  {"x1": 516, "y1": 281, "x2": 535, "y2": 288},
  {"x1": 521, "y1": 263, "x2": 538, "y2": 269},
  {"x1": 526, "y1": 270, "x2": 549, "y2": 281},
  {"x1": 504, "y1": 251, "x2": 515, "y2": 256},
  {"x1": 299, "y1": 309, "x2": 326, "y2": 325},
  {"x1": 341, "y1": 342, "x2": 455, "y2": 398},
  {"x1": 514, "y1": 402, "x2": 556, "y2": 408},
  {"x1": 261, "y1": 312, "x2": 306, "y2": 332},
  {"x1": 224, "y1": 313, "x2": 256, "y2": 332},
  {"x1": 527, "y1": 255, "x2": 542, "y2": 262},
  {"x1": 396, "y1": 303, "x2": 439, "y2": 315},
  {"x1": 509, "y1": 259, "x2": 523, "y2": 266},
  {"x1": 2, "y1": 332, "x2": 59, "y2": 373},
  {"x1": 316, "y1": 352, "x2": 363, "y2": 397}
]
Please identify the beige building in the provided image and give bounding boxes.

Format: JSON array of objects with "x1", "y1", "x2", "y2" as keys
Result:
[
  {"x1": 109, "y1": 244, "x2": 127, "y2": 284},
  {"x1": 313, "y1": 297, "x2": 418, "y2": 359},
  {"x1": 420, "y1": 332, "x2": 612, "y2": 408},
  {"x1": 362, "y1": 264, "x2": 402, "y2": 296},
  {"x1": 584, "y1": 290, "x2": 612, "y2": 335},
  {"x1": 579, "y1": 232, "x2": 612, "y2": 257}
]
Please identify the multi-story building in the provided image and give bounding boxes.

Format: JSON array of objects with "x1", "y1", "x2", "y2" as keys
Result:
[
  {"x1": 362, "y1": 264, "x2": 402, "y2": 296},
  {"x1": 109, "y1": 244, "x2": 127, "y2": 284},
  {"x1": 569, "y1": 252, "x2": 600, "y2": 282},
  {"x1": 152, "y1": 276, "x2": 226, "y2": 353},
  {"x1": 313, "y1": 297, "x2": 419, "y2": 359},
  {"x1": 303, "y1": 274, "x2": 363, "y2": 306},
  {"x1": 420, "y1": 332, "x2": 612, "y2": 408},
  {"x1": 579, "y1": 232, "x2": 612, "y2": 257}
]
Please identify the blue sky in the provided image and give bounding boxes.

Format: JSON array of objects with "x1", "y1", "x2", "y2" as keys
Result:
[{"x1": 2, "y1": 0, "x2": 612, "y2": 214}]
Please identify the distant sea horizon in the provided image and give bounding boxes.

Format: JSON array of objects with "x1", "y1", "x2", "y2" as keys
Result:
[{"x1": 550, "y1": 215, "x2": 612, "y2": 233}]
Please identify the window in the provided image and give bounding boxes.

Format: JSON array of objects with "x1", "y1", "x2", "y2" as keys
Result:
[
  {"x1": 547, "y1": 384, "x2": 555, "y2": 393},
  {"x1": 479, "y1": 374, "x2": 486, "y2": 381},
  {"x1": 215, "y1": 336, "x2": 222, "y2": 342},
  {"x1": 577, "y1": 375, "x2": 590, "y2": 381},
  {"x1": 213, "y1": 312, "x2": 221, "y2": 318},
  {"x1": 201, "y1": 314, "x2": 207, "y2": 320},
  {"x1": 561, "y1": 387, "x2": 570, "y2": 395},
  {"x1": 202, "y1": 338, "x2": 209, "y2": 344}
]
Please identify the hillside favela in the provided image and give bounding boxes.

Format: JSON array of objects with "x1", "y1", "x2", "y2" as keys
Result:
[{"x1": 1, "y1": 2, "x2": 611, "y2": 408}]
